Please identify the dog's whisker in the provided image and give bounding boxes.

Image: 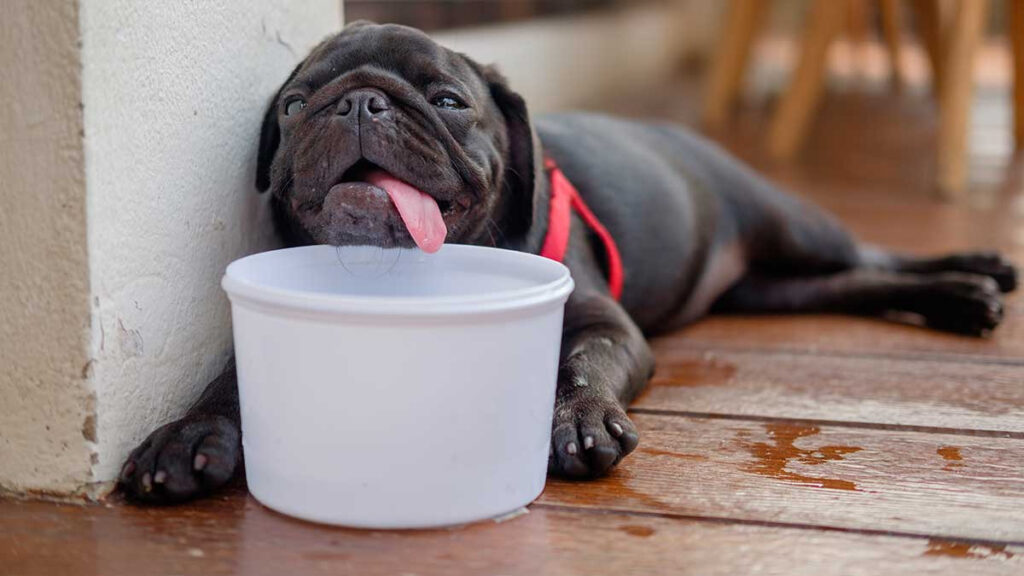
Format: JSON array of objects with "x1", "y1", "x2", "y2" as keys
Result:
[{"x1": 483, "y1": 218, "x2": 506, "y2": 247}]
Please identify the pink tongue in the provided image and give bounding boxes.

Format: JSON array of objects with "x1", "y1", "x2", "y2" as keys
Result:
[{"x1": 365, "y1": 170, "x2": 447, "y2": 253}]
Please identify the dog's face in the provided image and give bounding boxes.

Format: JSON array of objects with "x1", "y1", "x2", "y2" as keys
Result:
[{"x1": 256, "y1": 22, "x2": 539, "y2": 251}]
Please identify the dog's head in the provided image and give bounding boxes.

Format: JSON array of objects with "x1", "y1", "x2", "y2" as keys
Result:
[{"x1": 256, "y1": 21, "x2": 540, "y2": 252}]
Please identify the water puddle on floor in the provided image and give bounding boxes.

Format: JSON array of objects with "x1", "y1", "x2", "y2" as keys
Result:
[
  {"x1": 618, "y1": 524, "x2": 656, "y2": 538},
  {"x1": 651, "y1": 357, "x2": 738, "y2": 387},
  {"x1": 924, "y1": 539, "x2": 1015, "y2": 560},
  {"x1": 937, "y1": 445, "x2": 965, "y2": 471},
  {"x1": 739, "y1": 422, "x2": 863, "y2": 491}
]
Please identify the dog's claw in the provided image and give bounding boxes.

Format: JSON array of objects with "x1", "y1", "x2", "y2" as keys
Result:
[
  {"x1": 153, "y1": 470, "x2": 168, "y2": 484},
  {"x1": 549, "y1": 393, "x2": 640, "y2": 478},
  {"x1": 193, "y1": 453, "x2": 208, "y2": 472},
  {"x1": 141, "y1": 472, "x2": 153, "y2": 493}
]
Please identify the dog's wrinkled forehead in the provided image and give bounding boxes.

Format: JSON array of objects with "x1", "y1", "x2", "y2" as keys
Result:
[{"x1": 293, "y1": 23, "x2": 483, "y2": 95}]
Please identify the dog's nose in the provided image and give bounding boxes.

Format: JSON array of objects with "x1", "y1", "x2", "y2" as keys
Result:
[{"x1": 337, "y1": 89, "x2": 390, "y2": 119}]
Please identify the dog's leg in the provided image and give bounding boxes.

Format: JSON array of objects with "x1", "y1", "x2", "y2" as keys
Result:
[
  {"x1": 715, "y1": 269, "x2": 1005, "y2": 336},
  {"x1": 549, "y1": 291, "x2": 655, "y2": 478},
  {"x1": 729, "y1": 183, "x2": 1015, "y2": 332},
  {"x1": 736, "y1": 180, "x2": 1017, "y2": 293},
  {"x1": 119, "y1": 362, "x2": 241, "y2": 503}
]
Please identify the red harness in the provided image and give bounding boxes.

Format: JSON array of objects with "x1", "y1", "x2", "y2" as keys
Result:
[{"x1": 538, "y1": 157, "x2": 623, "y2": 300}]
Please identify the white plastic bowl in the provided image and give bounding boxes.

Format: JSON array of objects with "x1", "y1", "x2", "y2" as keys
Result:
[{"x1": 221, "y1": 244, "x2": 574, "y2": 528}]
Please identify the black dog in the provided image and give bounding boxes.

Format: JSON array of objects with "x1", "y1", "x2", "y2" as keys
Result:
[{"x1": 120, "y1": 22, "x2": 1017, "y2": 503}]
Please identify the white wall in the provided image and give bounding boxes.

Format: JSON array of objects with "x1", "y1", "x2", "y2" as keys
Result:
[{"x1": 81, "y1": 0, "x2": 341, "y2": 483}]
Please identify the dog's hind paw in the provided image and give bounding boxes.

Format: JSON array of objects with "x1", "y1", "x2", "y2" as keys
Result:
[
  {"x1": 937, "y1": 252, "x2": 1018, "y2": 293},
  {"x1": 119, "y1": 414, "x2": 240, "y2": 504},
  {"x1": 915, "y1": 273, "x2": 1004, "y2": 336},
  {"x1": 548, "y1": 394, "x2": 639, "y2": 479}
]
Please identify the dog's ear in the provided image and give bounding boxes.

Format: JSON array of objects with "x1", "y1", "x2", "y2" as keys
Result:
[
  {"x1": 476, "y1": 64, "x2": 542, "y2": 239},
  {"x1": 255, "y1": 61, "x2": 304, "y2": 193}
]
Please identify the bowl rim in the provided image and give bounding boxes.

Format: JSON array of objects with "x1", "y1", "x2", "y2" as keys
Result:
[{"x1": 221, "y1": 244, "x2": 575, "y2": 317}]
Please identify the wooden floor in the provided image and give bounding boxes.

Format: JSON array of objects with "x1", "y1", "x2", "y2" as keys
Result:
[{"x1": 5, "y1": 54, "x2": 1024, "y2": 576}]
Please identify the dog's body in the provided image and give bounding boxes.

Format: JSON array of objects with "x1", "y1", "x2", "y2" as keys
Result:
[
  {"x1": 537, "y1": 112, "x2": 849, "y2": 331},
  {"x1": 119, "y1": 23, "x2": 1017, "y2": 502}
]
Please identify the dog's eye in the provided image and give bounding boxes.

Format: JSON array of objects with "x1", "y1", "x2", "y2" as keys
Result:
[
  {"x1": 283, "y1": 97, "x2": 306, "y2": 116},
  {"x1": 431, "y1": 94, "x2": 467, "y2": 110}
]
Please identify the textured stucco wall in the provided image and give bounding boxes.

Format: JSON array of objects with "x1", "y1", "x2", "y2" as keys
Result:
[
  {"x1": 80, "y1": 0, "x2": 342, "y2": 483},
  {"x1": 0, "y1": 0, "x2": 95, "y2": 494}
]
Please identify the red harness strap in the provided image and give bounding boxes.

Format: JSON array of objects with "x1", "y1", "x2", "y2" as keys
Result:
[{"x1": 539, "y1": 157, "x2": 624, "y2": 300}]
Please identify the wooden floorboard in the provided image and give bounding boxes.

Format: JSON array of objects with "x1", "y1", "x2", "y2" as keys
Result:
[
  {"x1": 634, "y1": 348, "x2": 1024, "y2": 434},
  {"x1": 540, "y1": 414, "x2": 1024, "y2": 543},
  {"x1": 673, "y1": 313, "x2": 1024, "y2": 363},
  {"x1": 2, "y1": 490, "x2": 1022, "y2": 576}
]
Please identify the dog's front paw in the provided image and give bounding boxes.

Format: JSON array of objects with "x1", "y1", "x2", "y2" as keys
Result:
[
  {"x1": 549, "y1": 394, "x2": 639, "y2": 479},
  {"x1": 119, "y1": 414, "x2": 240, "y2": 504}
]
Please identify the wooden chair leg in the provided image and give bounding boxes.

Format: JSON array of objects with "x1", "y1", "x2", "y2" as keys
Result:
[
  {"x1": 1010, "y1": 0, "x2": 1024, "y2": 150},
  {"x1": 879, "y1": 0, "x2": 904, "y2": 89},
  {"x1": 703, "y1": 0, "x2": 770, "y2": 128},
  {"x1": 847, "y1": 0, "x2": 871, "y2": 45},
  {"x1": 937, "y1": 0, "x2": 989, "y2": 199},
  {"x1": 910, "y1": 0, "x2": 946, "y2": 94},
  {"x1": 767, "y1": 0, "x2": 847, "y2": 160}
]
